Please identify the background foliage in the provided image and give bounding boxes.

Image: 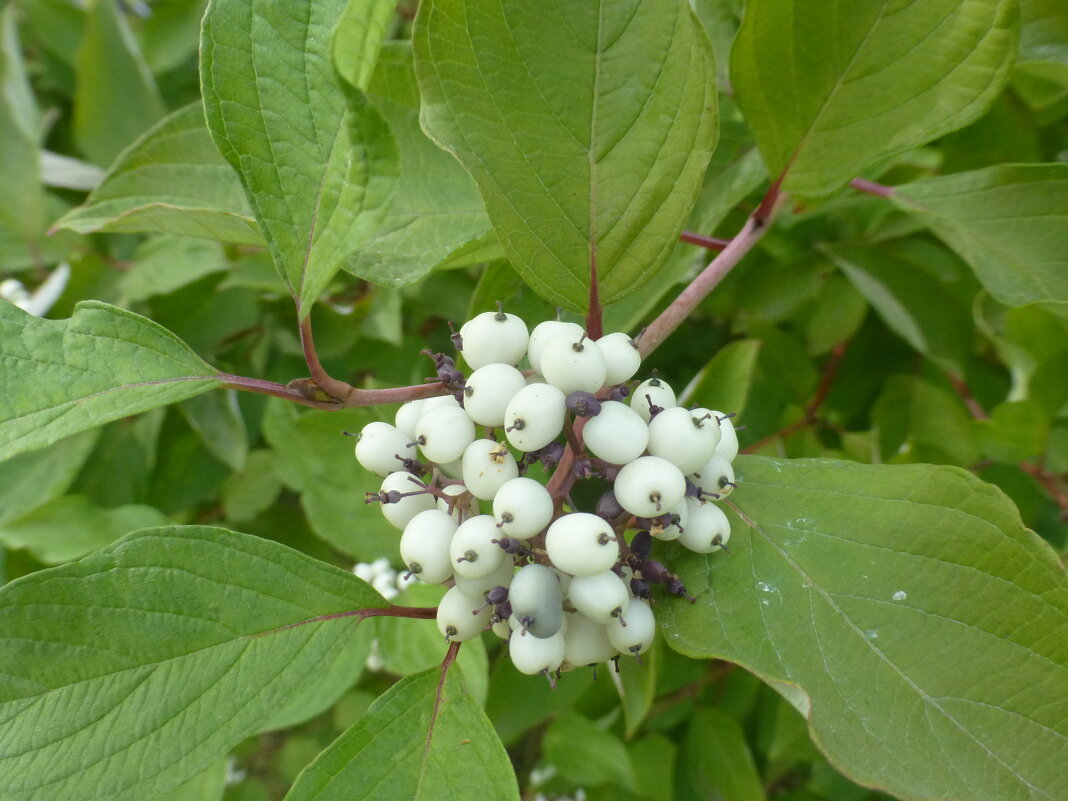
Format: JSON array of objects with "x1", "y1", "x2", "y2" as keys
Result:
[{"x1": 1, "y1": 1, "x2": 1067, "y2": 800}]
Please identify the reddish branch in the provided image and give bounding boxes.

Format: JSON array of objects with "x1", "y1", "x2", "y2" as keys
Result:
[
  {"x1": 679, "y1": 230, "x2": 730, "y2": 251},
  {"x1": 850, "y1": 177, "x2": 895, "y2": 198},
  {"x1": 426, "y1": 641, "x2": 462, "y2": 757},
  {"x1": 742, "y1": 341, "x2": 849, "y2": 453},
  {"x1": 250, "y1": 604, "x2": 438, "y2": 638}
]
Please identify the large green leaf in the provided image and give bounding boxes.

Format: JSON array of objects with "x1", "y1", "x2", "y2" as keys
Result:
[
  {"x1": 890, "y1": 164, "x2": 1068, "y2": 307},
  {"x1": 73, "y1": 0, "x2": 167, "y2": 166},
  {"x1": 201, "y1": 0, "x2": 398, "y2": 317},
  {"x1": 0, "y1": 525, "x2": 385, "y2": 801},
  {"x1": 0, "y1": 429, "x2": 98, "y2": 526},
  {"x1": 333, "y1": 0, "x2": 396, "y2": 91},
  {"x1": 285, "y1": 667, "x2": 519, "y2": 801},
  {"x1": 350, "y1": 43, "x2": 497, "y2": 286},
  {"x1": 54, "y1": 104, "x2": 263, "y2": 246},
  {"x1": 732, "y1": 0, "x2": 1018, "y2": 196},
  {"x1": 0, "y1": 301, "x2": 223, "y2": 462},
  {"x1": 414, "y1": 0, "x2": 718, "y2": 312},
  {"x1": 659, "y1": 457, "x2": 1068, "y2": 801}
]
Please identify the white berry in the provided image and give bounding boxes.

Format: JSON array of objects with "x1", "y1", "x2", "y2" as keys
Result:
[
  {"x1": 399, "y1": 509, "x2": 457, "y2": 584},
  {"x1": 630, "y1": 377, "x2": 676, "y2": 423},
  {"x1": 509, "y1": 562, "x2": 564, "y2": 638},
  {"x1": 582, "y1": 401, "x2": 648, "y2": 465},
  {"x1": 377, "y1": 471, "x2": 436, "y2": 529},
  {"x1": 679, "y1": 498, "x2": 732, "y2": 553},
  {"x1": 646, "y1": 406, "x2": 721, "y2": 474},
  {"x1": 596, "y1": 332, "x2": 641, "y2": 385},
  {"x1": 503, "y1": 382, "x2": 566, "y2": 452},
  {"x1": 450, "y1": 515, "x2": 507, "y2": 579},
  {"x1": 460, "y1": 309, "x2": 529, "y2": 369},
  {"x1": 567, "y1": 570, "x2": 630, "y2": 624},
  {"x1": 414, "y1": 404, "x2": 476, "y2": 464},
  {"x1": 355, "y1": 421, "x2": 416, "y2": 477},
  {"x1": 461, "y1": 439, "x2": 518, "y2": 500},
  {"x1": 527, "y1": 320, "x2": 583, "y2": 373},
  {"x1": 492, "y1": 477, "x2": 554, "y2": 539},
  {"x1": 614, "y1": 455, "x2": 686, "y2": 517},
  {"x1": 606, "y1": 598, "x2": 655, "y2": 656},
  {"x1": 462, "y1": 363, "x2": 527, "y2": 427},
  {"x1": 539, "y1": 331, "x2": 608, "y2": 395},
  {"x1": 436, "y1": 586, "x2": 492, "y2": 642},
  {"x1": 545, "y1": 512, "x2": 620, "y2": 577},
  {"x1": 563, "y1": 612, "x2": 618, "y2": 668}
]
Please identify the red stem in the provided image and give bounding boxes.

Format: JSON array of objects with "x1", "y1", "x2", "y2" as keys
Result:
[
  {"x1": 679, "y1": 231, "x2": 730, "y2": 251},
  {"x1": 850, "y1": 178, "x2": 894, "y2": 198}
]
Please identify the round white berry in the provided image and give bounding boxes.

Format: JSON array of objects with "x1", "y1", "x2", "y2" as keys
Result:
[
  {"x1": 606, "y1": 598, "x2": 655, "y2": 656},
  {"x1": 596, "y1": 332, "x2": 641, "y2": 385},
  {"x1": 450, "y1": 515, "x2": 507, "y2": 580},
  {"x1": 563, "y1": 612, "x2": 618, "y2": 668},
  {"x1": 377, "y1": 471, "x2": 436, "y2": 529},
  {"x1": 527, "y1": 320, "x2": 583, "y2": 373},
  {"x1": 394, "y1": 399, "x2": 426, "y2": 440},
  {"x1": 503, "y1": 382, "x2": 566, "y2": 452},
  {"x1": 614, "y1": 456, "x2": 686, "y2": 517},
  {"x1": 679, "y1": 498, "x2": 732, "y2": 553},
  {"x1": 567, "y1": 570, "x2": 630, "y2": 625},
  {"x1": 461, "y1": 439, "x2": 519, "y2": 500},
  {"x1": 492, "y1": 477, "x2": 554, "y2": 539},
  {"x1": 459, "y1": 309, "x2": 529, "y2": 369},
  {"x1": 453, "y1": 556, "x2": 515, "y2": 600},
  {"x1": 650, "y1": 500, "x2": 687, "y2": 542},
  {"x1": 630, "y1": 377, "x2": 677, "y2": 423},
  {"x1": 462, "y1": 363, "x2": 527, "y2": 427},
  {"x1": 582, "y1": 401, "x2": 649, "y2": 465},
  {"x1": 508, "y1": 562, "x2": 564, "y2": 638},
  {"x1": 545, "y1": 512, "x2": 620, "y2": 577},
  {"x1": 414, "y1": 404, "x2": 476, "y2": 464},
  {"x1": 691, "y1": 453, "x2": 736, "y2": 499},
  {"x1": 354, "y1": 421, "x2": 416, "y2": 477},
  {"x1": 710, "y1": 411, "x2": 739, "y2": 461},
  {"x1": 646, "y1": 406, "x2": 721, "y2": 474},
  {"x1": 538, "y1": 331, "x2": 608, "y2": 395},
  {"x1": 509, "y1": 623, "x2": 566, "y2": 675},
  {"x1": 436, "y1": 586, "x2": 492, "y2": 642},
  {"x1": 399, "y1": 509, "x2": 457, "y2": 584}
]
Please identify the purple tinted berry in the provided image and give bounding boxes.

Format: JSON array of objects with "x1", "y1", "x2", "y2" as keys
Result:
[
  {"x1": 485, "y1": 585, "x2": 510, "y2": 605},
  {"x1": 596, "y1": 490, "x2": 624, "y2": 520},
  {"x1": 565, "y1": 391, "x2": 601, "y2": 418},
  {"x1": 630, "y1": 530, "x2": 653, "y2": 561},
  {"x1": 630, "y1": 577, "x2": 652, "y2": 599},
  {"x1": 610, "y1": 384, "x2": 630, "y2": 402},
  {"x1": 641, "y1": 559, "x2": 672, "y2": 585},
  {"x1": 666, "y1": 578, "x2": 696, "y2": 602}
]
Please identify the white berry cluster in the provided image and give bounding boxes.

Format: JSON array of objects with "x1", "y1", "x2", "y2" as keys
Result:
[{"x1": 353, "y1": 306, "x2": 738, "y2": 681}]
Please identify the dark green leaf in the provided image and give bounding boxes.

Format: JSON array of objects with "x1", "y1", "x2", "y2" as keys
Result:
[
  {"x1": 660, "y1": 457, "x2": 1068, "y2": 801},
  {"x1": 973, "y1": 400, "x2": 1051, "y2": 463},
  {"x1": 177, "y1": 390, "x2": 248, "y2": 472},
  {"x1": 872, "y1": 375, "x2": 980, "y2": 466},
  {"x1": 54, "y1": 104, "x2": 263, "y2": 247},
  {"x1": 201, "y1": 0, "x2": 398, "y2": 316},
  {"x1": 678, "y1": 708, "x2": 766, "y2": 801},
  {"x1": 222, "y1": 449, "x2": 282, "y2": 522},
  {"x1": 73, "y1": 0, "x2": 167, "y2": 166},
  {"x1": 0, "y1": 525, "x2": 387, "y2": 801},
  {"x1": 415, "y1": 0, "x2": 718, "y2": 311},
  {"x1": 284, "y1": 667, "x2": 520, "y2": 801},
  {"x1": 0, "y1": 301, "x2": 223, "y2": 462},
  {"x1": 732, "y1": 0, "x2": 1018, "y2": 195},
  {"x1": 891, "y1": 164, "x2": 1068, "y2": 306},
  {"x1": 486, "y1": 653, "x2": 595, "y2": 744},
  {"x1": 543, "y1": 712, "x2": 636, "y2": 790}
]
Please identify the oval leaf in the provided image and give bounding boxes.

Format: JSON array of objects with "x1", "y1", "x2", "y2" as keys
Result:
[
  {"x1": 285, "y1": 667, "x2": 519, "y2": 801},
  {"x1": 0, "y1": 525, "x2": 383, "y2": 801},
  {"x1": 890, "y1": 163, "x2": 1068, "y2": 306},
  {"x1": 659, "y1": 456, "x2": 1068, "y2": 801},
  {"x1": 732, "y1": 0, "x2": 1019, "y2": 196},
  {"x1": 201, "y1": 0, "x2": 398, "y2": 316},
  {"x1": 0, "y1": 301, "x2": 223, "y2": 461},
  {"x1": 53, "y1": 104, "x2": 263, "y2": 246},
  {"x1": 414, "y1": 0, "x2": 718, "y2": 312}
]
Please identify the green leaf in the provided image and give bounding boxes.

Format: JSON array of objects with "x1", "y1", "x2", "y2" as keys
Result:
[
  {"x1": 659, "y1": 456, "x2": 1068, "y2": 801},
  {"x1": 414, "y1": 0, "x2": 718, "y2": 311},
  {"x1": 973, "y1": 400, "x2": 1052, "y2": 463},
  {"x1": 681, "y1": 338, "x2": 763, "y2": 417},
  {"x1": 177, "y1": 390, "x2": 249, "y2": 472},
  {"x1": 485, "y1": 652, "x2": 596, "y2": 745},
  {"x1": 0, "y1": 525, "x2": 387, "y2": 801},
  {"x1": 732, "y1": 0, "x2": 1018, "y2": 196},
  {"x1": 147, "y1": 759, "x2": 226, "y2": 801},
  {"x1": 333, "y1": 0, "x2": 396, "y2": 90},
  {"x1": 0, "y1": 7, "x2": 45, "y2": 247},
  {"x1": 0, "y1": 429, "x2": 98, "y2": 526},
  {"x1": 201, "y1": 0, "x2": 398, "y2": 317},
  {"x1": 0, "y1": 495, "x2": 169, "y2": 563},
  {"x1": 872, "y1": 375, "x2": 980, "y2": 466},
  {"x1": 543, "y1": 712, "x2": 636, "y2": 790},
  {"x1": 73, "y1": 0, "x2": 167, "y2": 166},
  {"x1": 119, "y1": 235, "x2": 231, "y2": 305},
  {"x1": 0, "y1": 301, "x2": 223, "y2": 462},
  {"x1": 828, "y1": 244, "x2": 974, "y2": 373},
  {"x1": 284, "y1": 667, "x2": 520, "y2": 801},
  {"x1": 678, "y1": 708, "x2": 766, "y2": 801},
  {"x1": 261, "y1": 400, "x2": 398, "y2": 561},
  {"x1": 890, "y1": 164, "x2": 1068, "y2": 307},
  {"x1": 221, "y1": 448, "x2": 282, "y2": 522},
  {"x1": 54, "y1": 104, "x2": 264, "y2": 247},
  {"x1": 1019, "y1": 0, "x2": 1068, "y2": 64},
  {"x1": 351, "y1": 43, "x2": 497, "y2": 286}
]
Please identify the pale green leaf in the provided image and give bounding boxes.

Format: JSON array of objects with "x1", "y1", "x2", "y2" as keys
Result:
[
  {"x1": 0, "y1": 301, "x2": 223, "y2": 462},
  {"x1": 351, "y1": 43, "x2": 497, "y2": 286},
  {"x1": 890, "y1": 164, "x2": 1068, "y2": 306},
  {"x1": 681, "y1": 338, "x2": 763, "y2": 416},
  {"x1": 285, "y1": 668, "x2": 520, "y2": 801},
  {"x1": 0, "y1": 495, "x2": 169, "y2": 563},
  {"x1": 415, "y1": 0, "x2": 718, "y2": 311},
  {"x1": 221, "y1": 448, "x2": 281, "y2": 522},
  {"x1": 543, "y1": 712, "x2": 636, "y2": 790},
  {"x1": 732, "y1": 0, "x2": 1018, "y2": 196},
  {"x1": 201, "y1": 0, "x2": 398, "y2": 316},
  {"x1": 659, "y1": 457, "x2": 1068, "y2": 801},
  {"x1": 73, "y1": 0, "x2": 167, "y2": 166},
  {"x1": 119, "y1": 235, "x2": 231, "y2": 305},
  {"x1": 1019, "y1": 0, "x2": 1068, "y2": 64},
  {"x1": 147, "y1": 759, "x2": 226, "y2": 801},
  {"x1": 54, "y1": 104, "x2": 264, "y2": 247},
  {"x1": 177, "y1": 389, "x2": 248, "y2": 472},
  {"x1": 333, "y1": 0, "x2": 396, "y2": 90},
  {"x1": 261, "y1": 400, "x2": 398, "y2": 562},
  {"x1": 0, "y1": 429, "x2": 98, "y2": 526},
  {"x1": 0, "y1": 525, "x2": 387, "y2": 801}
]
